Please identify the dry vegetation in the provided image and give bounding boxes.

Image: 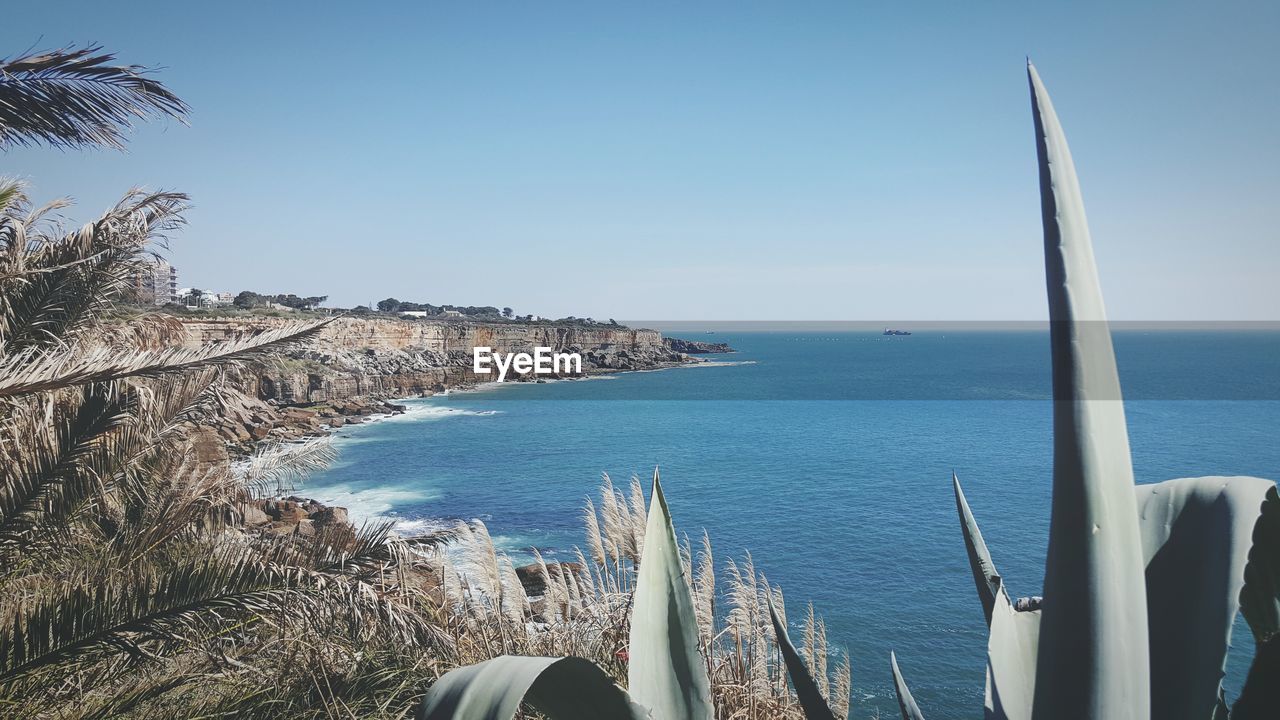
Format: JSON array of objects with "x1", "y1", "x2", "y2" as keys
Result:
[
  {"x1": 427, "y1": 475, "x2": 851, "y2": 720},
  {"x1": 0, "y1": 46, "x2": 845, "y2": 719}
]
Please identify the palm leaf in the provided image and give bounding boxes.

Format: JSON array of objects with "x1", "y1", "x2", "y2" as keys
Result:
[
  {"x1": 0, "y1": 545, "x2": 305, "y2": 689},
  {"x1": 0, "y1": 45, "x2": 188, "y2": 150},
  {"x1": 0, "y1": 382, "x2": 135, "y2": 558},
  {"x1": 0, "y1": 190, "x2": 188, "y2": 354},
  {"x1": 0, "y1": 319, "x2": 328, "y2": 397}
]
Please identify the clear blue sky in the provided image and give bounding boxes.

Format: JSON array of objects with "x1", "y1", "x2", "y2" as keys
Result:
[{"x1": 4, "y1": 1, "x2": 1277, "y2": 320}]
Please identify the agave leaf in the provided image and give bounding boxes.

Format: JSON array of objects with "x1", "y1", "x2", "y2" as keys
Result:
[
  {"x1": 627, "y1": 469, "x2": 713, "y2": 720},
  {"x1": 1134, "y1": 476, "x2": 1277, "y2": 719},
  {"x1": 889, "y1": 651, "x2": 926, "y2": 720},
  {"x1": 1233, "y1": 634, "x2": 1280, "y2": 719},
  {"x1": 953, "y1": 472, "x2": 1002, "y2": 625},
  {"x1": 1239, "y1": 485, "x2": 1280, "y2": 643},
  {"x1": 1026, "y1": 60, "x2": 1150, "y2": 720},
  {"x1": 766, "y1": 592, "x2": 838, "y2": 720},
  {"x1": 984, "y1": 580, "x2": 1040, "y2": 720},
  {"x1": 418, "y1": 655, "x2": 647, "y2": 720}
]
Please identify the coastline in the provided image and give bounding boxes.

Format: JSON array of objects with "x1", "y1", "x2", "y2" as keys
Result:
[{"x1": 284, "y1": 353, "x2": 741, "y2": 534}]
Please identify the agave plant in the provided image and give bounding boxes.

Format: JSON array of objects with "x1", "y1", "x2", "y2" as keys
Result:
[
  {"x1": 883, "y1": 62, "x2": 1280, "y2": 720},
  {"x1": 419, "y1": 470, "x2": 712, "y2": 720},
  {"x1": 418, "y1": 62, "x2": 1280, "y2": 720}
]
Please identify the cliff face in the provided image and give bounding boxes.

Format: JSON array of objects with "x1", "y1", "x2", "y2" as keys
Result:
[{"x1": 182, "y1": 316, "x2": 685, "y2": 404}]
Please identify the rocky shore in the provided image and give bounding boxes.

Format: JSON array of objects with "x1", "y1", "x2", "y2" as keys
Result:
[
  {"x1": 182, "y1": 315, "x2": 737, "y2": 562},
  {"x1": 663, "y1": 337, "x2": 735, "y2": 354},
  {"x1": 188, "y1": 315, "x2": 733, "y2": 455}
]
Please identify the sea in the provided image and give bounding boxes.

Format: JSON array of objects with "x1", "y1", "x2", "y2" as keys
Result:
[{"x1": 300, "y1": 329, "x2": 1280, "y2": 718}]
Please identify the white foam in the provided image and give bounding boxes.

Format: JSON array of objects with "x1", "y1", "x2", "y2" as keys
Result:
[
  {"x1": 391, "y1": 517, "x2": 456, "y2": 536},
  {"x1": 299, "y1": 483, "x2": 438, "y2": 526}
]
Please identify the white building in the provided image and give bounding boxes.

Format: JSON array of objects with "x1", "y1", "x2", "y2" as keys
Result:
[{"x1": 132, "y1": 260, "x2": 179, "y2": 306}]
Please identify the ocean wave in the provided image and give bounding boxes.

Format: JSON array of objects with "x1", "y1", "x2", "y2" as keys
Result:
[
  {"x1": 390, "y1": 517, "x2": 456, "y2": 536},
  {"x1": 298, "y1": 483, "x2": 438, "y2": 526}
]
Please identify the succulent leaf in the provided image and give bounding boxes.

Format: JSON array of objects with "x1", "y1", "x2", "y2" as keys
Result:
[
  {"x1": 418, "y1": 655, "x2": 648, "y2": 720},
  {"x1": 767, "y1": 591, "x2": 839, "y2": 720},
  {"x1": 953, "y1": 472, "x2": 1002, "y2": 625},
  {"x1": 889, "y1": 651, "x2": 926, "y2": 720},
  {"x1": 984, "y1": 580, "x2": 1040, "y2": 720},
  {"x1": 627, "y1": 469, "x2": 714, "y2": 720},
  {"x1": 1135, "y1": 476, "x2": 1278, "y2": 719},
  {"x1": 1026, "y1": 59, "x2": 1150, "y2": 720}
]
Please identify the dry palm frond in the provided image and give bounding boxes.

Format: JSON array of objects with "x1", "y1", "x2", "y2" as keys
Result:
[
  {"x1": 0, "y1": 179, "x2": 24, "y2": 215},
  {"x1": 94, "y1": 312, "x2": 187, "y2": 351},
  {"x1": 0, "y1": 45, "x2": 188, "y2": 150},
  {"x1": 72, "y1": 671, "x2": 199, "y2": 720},
  {"x1": 0, "y1": 544, "x2": 308, "y2": 693},
  {"x1": 239, "y1": 437, "x2": 337, "y2": 497},
  {"x1": 0, "y1": 382, "x2": 136, "y2": 560},
  {"x1": 0, "y1": 190, "x2": 189, "y2": 354},
  {"x1": 0, "y1": 319, "x2": 329, "y2": 397},
  {"x1": 0, "y1": 369, "x2": 223, "y2": 568}
]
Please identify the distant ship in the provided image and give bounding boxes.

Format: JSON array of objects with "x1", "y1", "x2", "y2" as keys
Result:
[{"x1": 883, "y1": 328, "x2": 912, "y2": 336}]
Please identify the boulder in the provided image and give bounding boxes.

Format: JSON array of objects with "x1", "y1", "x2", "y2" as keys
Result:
[
  {"x1": 242, "y1": 503, "x2": 271, "y2": 527},
  {"x1": 312, "y1": 506, "x2": 349, "y2": 526},
  {"x1": 514, "y1": 561, "x2": 585, "y2": 596}
]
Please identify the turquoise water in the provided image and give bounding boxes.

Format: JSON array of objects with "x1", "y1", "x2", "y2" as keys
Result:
[{"x1": 303, "y1": 331, "x2": 1280, "y2": 718}]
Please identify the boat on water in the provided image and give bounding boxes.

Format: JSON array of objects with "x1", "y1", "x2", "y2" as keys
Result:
[{"x1": 883, "y1": 328, "x2": 912, "y2": 336}]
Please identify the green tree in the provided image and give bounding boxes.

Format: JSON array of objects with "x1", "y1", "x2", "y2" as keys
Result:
[{"x1": 233, "y1": 290, "x2": 263, "y2": 309}]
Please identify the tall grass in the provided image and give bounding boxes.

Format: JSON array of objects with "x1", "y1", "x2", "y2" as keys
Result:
[{"x1": 424, "y1": 476, "x2": 851, "y2": 720}]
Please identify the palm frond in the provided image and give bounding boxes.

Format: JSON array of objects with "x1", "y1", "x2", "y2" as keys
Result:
[
  {"x1": 0, "y1": 319, "x2": 329, "y2": 397},
  {"x1": 0, "y1": 45, "x2": 188, "y2": 150},
  {"x1": 239, "y1": 437, "x2": 336, "y2": 497},
  {"x1": 0, "y1": 382, "x2": 135, "y2": 561},
  {"x1": 0, "y1": 190, "x2": 189, "y2": 353},
  {"x1": 0, "y1": 179, "x2": 23, "y2": 214},
  {"x1": 0, "y1": 544, "x2": 306, "y2": 692}
]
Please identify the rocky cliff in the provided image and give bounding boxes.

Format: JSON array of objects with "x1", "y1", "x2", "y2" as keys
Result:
[{"x1": 182, "y1": 316, "x2": 691, "y2": 404}]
